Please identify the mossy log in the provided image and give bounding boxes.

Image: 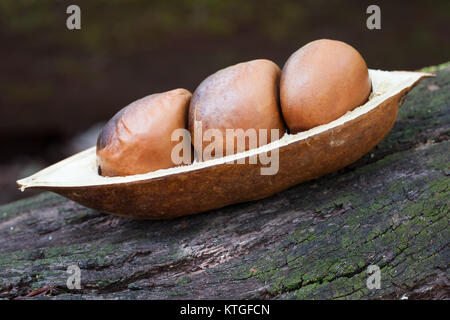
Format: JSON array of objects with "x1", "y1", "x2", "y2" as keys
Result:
[{"x1": 0, "y1": 63, "x2": 449, "y2": 300}]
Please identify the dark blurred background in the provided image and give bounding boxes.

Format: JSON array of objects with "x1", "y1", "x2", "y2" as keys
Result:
[{"x1": 0, "y1": 0, "x2": 449, "y2": 204}]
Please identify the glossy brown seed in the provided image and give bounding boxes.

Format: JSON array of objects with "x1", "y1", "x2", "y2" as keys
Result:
[
  {"x1": 280, "y1": 39, "x2": 372, "y2": 133},
  {"x1": 189, "y1": 59, "x2": 286, "y2": 160},
  {"x1": 97, "y1": 88, "x2": 192, "y2": 176}
]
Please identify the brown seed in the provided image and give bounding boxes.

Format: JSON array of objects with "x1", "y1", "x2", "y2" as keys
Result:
[
  {"x1": 189, "y1": 59, "x2": 286, "y2": 160},
  {"x1": 97, "y1": 88, "x2": 192, "y2": 177},
  {"x1": 280, "y1": 39, "x2": 372, "y2": 133}
]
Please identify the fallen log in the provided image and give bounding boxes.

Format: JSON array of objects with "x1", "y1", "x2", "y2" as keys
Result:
[{"x1": 0, "y1": 63, "x2": 448, "y2": 300}]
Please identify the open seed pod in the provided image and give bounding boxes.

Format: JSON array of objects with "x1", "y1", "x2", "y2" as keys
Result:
[{"x1": 17, "y1": 70, "x2": 430, "y2": 219}]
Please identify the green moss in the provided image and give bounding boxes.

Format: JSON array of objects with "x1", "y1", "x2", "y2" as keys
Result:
[
  {"x1": 366, "y1": 227, "x2": 383, "y2": 242},
  {"x1": 247, "y1": 143, "x2": 449, "y2": 299},
  {"x1": 289, "y1": 228, "x2": 316, "y2": 244},
  {"x1": 167, "y1": 290, "x2": 187, "y2": 297},
  {"x1": 232, "y1": 266, "x2": 255, "y2": 281},
  {"x1": 176, "y1": 276, "x2": 192, "y2": 286},
  {"x1": 420, "y1": 61, "x2": 450, "y2": 73},
  {"x1": 340, "y1": 236, "x2": 353, "y2": 248},
  {"x1": 428, "y1": 176, "x2": 450, "y2": 193},
  {"x1": 279, "y1": 272, "x2": 303, "y2": 291},
  {"x1": 294, "y1": 282, "x2": 320, "y2": 299}
]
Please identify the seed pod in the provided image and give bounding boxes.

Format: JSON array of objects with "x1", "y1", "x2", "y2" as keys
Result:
[
  {"x1": 17, "y1": 70, "x2": 429, "y2": 219},
  {"x1": 280, "y1": 39, "x2": 372, "y2": 133},
  {"x1": 189, "y1": 59, "x2": 286, "y2": 160},
  {"x1": 97, "y1": 88, "x2": 192, "y2": 177}
]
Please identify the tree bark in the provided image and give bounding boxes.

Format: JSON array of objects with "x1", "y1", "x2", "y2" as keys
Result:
[{"x1": 0, "y1": 63, "x2": 449, "y2": 300}]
